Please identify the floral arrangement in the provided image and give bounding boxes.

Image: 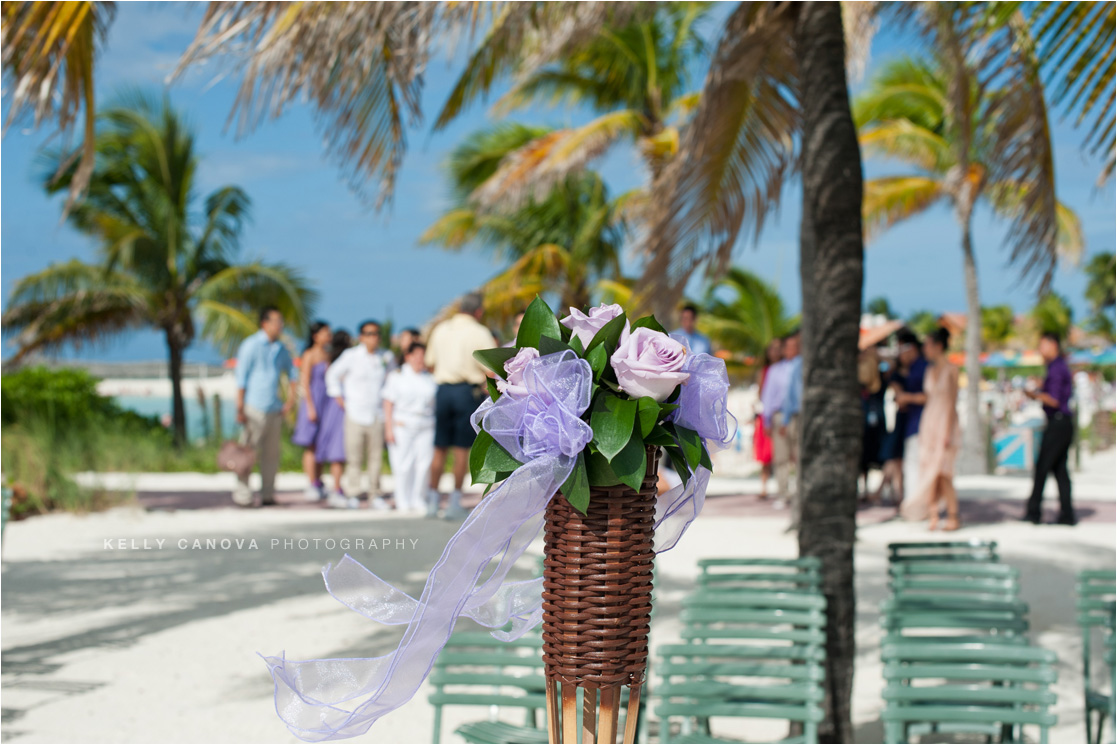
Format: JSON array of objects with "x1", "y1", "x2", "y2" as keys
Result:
[
  {"x1": 263, "y1": 298, "x2": 732, "y2": 742},
  {"x1": 470, "y1": 297, "x2": 719, "y2": 513}
]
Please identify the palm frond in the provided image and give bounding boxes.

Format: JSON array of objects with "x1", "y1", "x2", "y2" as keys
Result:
[
  {"x1": 194, "y1": 261, "x2": 318, "y2": 347},
  {"x1": 841, "y1": 0, "x2": 880, "y2": 82},
  {"x1": 1, "y1": 259, "x2": 149, "y2": 359},
  {"x1": 434, "y1": 3, "x2": 642, "y2": 130},
  {"x1": 698, "y1": 265, "x2": 796, "y2": 357},
  {"x1": 418, "y1": 208, "x2": 481, "y2": 250},
  {"x1": 1, "y1": 0, "x2": 114, "y2": 201},
  {"x1": 471, "y1": 109, "x2": 644, "y2": 211},
  {"x1": 176, "y1": 2, "x2": 452, "y2": 207},
  {"x1": 477, "y1": 243, "x2": 569, "y2": 325},
  {"x1": 445, "y1": 122, "x2": 552, "y2": 198},
  {"x1": 988, "y1": 179, "x2": 1084, "y2": 265},
  {"x1": 634, "y1": 1, "x2": 799, "y2": 317},
  {"x1": 1031, "y1": 1, "x2": 1115, "y2": 181},
  {"x1": 862, "y1": 176, "x2": 945, "y2": 241},
  {"x1": 195, "y1": 186, "x2": 252, "y2": 264},
  {"x1": 858, "y1": 119, "x2": 953, "y2": 173},
  {"x1": 192, "y1": 300, "x2": 258, "y2": 357}
]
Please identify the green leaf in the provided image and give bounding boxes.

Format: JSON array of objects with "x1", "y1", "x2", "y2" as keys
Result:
[
  {"x1": 637, "y1": 397, "x2": 660, "y2": 438},
  {"x1": 587, "y1": 343, "x2": 608, "y2": 379},
  {"x1": 644, "y1": 425, "x2": 675, "y2": 447},
  {"x1": 469, "y1": 430, "x2": 495, "y2": 484},
  {"x1": 663, "y1": 445, "x2": 692, "y2": 486},
  {"x1": 516, "y1": 296, "x2": 562, "y2": 348},
  {"x1": 585, "y1": 450, "x2": 623, "y2": 487},
  {"x1": 674, "y1": 425, "x2": 704, "y2": 471},
  {"x1": 486, "y1": 377, "x2": 500, "y2": 402},
  {"x1": 569, "y1": 333, "x2": 585, "y2": 356},
  {"x1": 585, "y1": 314, "x2": 628, "y2": 355},
  {"x1": 611, "y1": 432, "x2": 648, "y2": 492},
  {"x1": 559, "y1": 453, "x2": 591, "y2": 514},
  {"x1": 631, "y1": 315, "x2": 667, "y2": 334},
  {"x1": 539, "y1": 335, "x2": 574, "y2": 356},
  {"x1": 590, "y1": 393, "x2": 638, "y2": 462},
  {"x1": 699, "y1": 443, "x2": 713, "y2": 471},
  {"x1": 658, "y1": 402, "x2": 680, "y2": 416},
  {"x1": 474, "y1": 347, "x2": 518, "y2": 378},
  {"x1": 473, "y1": 468, "x2": 515, "y2": 485},
  {"x1": 484, "y1": 437, "x2": 523, "y2": 474}
]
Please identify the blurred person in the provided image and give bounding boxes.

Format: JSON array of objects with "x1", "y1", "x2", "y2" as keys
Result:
[
  {"x1": 426, "y1": 292, "x2": 497, "y2": 519},
  {"x1": 753, "y1": 338, "x2": 782, "y2": 497},
  {"x1": 396, "y1": 327, "x2": 421, "y2": 364},
  {"x1": 899, "y1": 328, "x2": 961, "y2": 531},
  {"x1": 1022, "y1": 332, "x2": 1077, "y2": 525},
  {"x1": 317, "y1": 329, "x2": 351, "y2": 501},
  {"x1": 233, "y1": 306, "x2": 296, "y2": 507},
  {"x1": 777, "y1": 330, "x2": 803, "y2": 528},
  {"x1": 326, "y1": 319, "x2": 390, "y2": 510},
  {"x1": 291, "y1": 320, "x2": 332, "y2": 501},
  {"x1": 894, "y1": 329, "x2": 927, "y2": 508},
  {"x1": 858, "y1": 345, "x2": 886, "y2": 496},
  {"x1": 503, "y1": 312, "x2": 526, "y2": 348},
  {"x1": 383, "y1": 342, "x2": 438, "y2": 514},
  {"x1": 671, "y1": 304, "x2": 712, "y2": 355},
  {"x1": 874, "y1": 350, "x2": 908, "y2": 505}
]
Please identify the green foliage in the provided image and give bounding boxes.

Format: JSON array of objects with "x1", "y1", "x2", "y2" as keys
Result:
[
  {"x1": 1031, "y1": 292, "x2": 1074, "y2": 338},
  {"x1": 981, "y1": 305, "x2": 1016, "y2": 346},
  {"x1": 906, "y1": 310, "x2": 941, "y2": 339},
  {"x1": 1084, "y1": 252, "x2": 1116, "y2": 340},
  {"x1": 866, "y1": 296, "x2": 895, "y2": 318},
  {"x1": 698, "y1": 266, "x2": 797, "y2": 362},
  {"x1": 1, "y1": 93, "x2": 317, "y2": 445},
  {"x1": 1, "y1": 367, "x2": 145, "y2": 429},
  {"x1": 469, "y1": 298, "x2": 721, "y2": 514}
]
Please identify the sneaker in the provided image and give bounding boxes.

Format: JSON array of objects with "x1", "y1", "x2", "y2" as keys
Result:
[
  {"x1": 1055, "y1": 513, "x2": 1078, "y2": 526},
  {"x1": 369, "y1": 496, "x2": 390, "y2": 511},
  {"x1": 347, "y1": 496, "x2": 361, "y2": 509},
  {"x1": 772, "y1": 498, "x2": 788, "y2": 511},
  {"x1": 425, "y1": 489, "x2": 441, "y2": 518},
  {"x1": 443, "y1": 490, "x2": 467, "y2": 520},
  {"x1": 326, "y1": 491, "x2": 349, "y2": 509},
  {"x1": 304, "y1": 485, "x2": 323, "y2": 502}
]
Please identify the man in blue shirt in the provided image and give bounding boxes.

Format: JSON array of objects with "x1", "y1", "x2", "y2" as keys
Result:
[
  {"x1": 671, "y1": 304, "x2": 712, "y2": 356},
  {"x1": 233, "y1": 306, "x2": 296, "y2": 506},
  {"x1": 1023, "y1": 332, "x2": 1076, "y2": 525},
  {"x1": 773, "y1": 330, "x2": 801, "y2": 526}
]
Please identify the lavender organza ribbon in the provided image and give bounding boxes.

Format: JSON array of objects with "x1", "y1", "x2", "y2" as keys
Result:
[{"x1": 262, "y1": 349, "x2": 732, "y2": 741}]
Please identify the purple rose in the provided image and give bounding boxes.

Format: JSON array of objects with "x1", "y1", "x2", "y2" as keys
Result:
[
  {"x1": 610, "y1": 328, "x2": 689, "y2": 402},
  {"x1": 560, "y1": 304, "x2": 630, "y2": 349},
  {"x1": 496, "y1": 347, "x2": 540, "y2": 398}
]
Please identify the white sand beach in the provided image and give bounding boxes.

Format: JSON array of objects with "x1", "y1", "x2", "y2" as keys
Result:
[{"x1": 3, "y1": 452, "x2": 1115, "y2": 744}]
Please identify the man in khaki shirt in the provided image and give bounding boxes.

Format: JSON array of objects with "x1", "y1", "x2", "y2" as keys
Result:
[{"x1": 425, "y1": 292, "x2": 497, "y2": 519}]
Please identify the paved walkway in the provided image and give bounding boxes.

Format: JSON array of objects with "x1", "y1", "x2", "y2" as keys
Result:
[{"x1": 2, "y1": 450, "x2": 1113, "y2": 743}]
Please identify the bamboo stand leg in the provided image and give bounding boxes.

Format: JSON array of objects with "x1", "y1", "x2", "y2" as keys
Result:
[{"x1": 623, "y1": 683, "x2": 642, "y2": 744}]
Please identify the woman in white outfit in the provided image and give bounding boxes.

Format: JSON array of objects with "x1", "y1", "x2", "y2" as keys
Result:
[{"x1": 383, "y1": 342, "x2": 438, "y2": 514}]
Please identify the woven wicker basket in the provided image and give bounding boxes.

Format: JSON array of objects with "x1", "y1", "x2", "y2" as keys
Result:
[{"x1": 541, "y1": 447, "x2": 659, "y2": 744}]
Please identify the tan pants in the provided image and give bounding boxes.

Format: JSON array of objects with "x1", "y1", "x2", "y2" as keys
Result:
[
  {"x1": 344, "y1": 417, "x2": 384, "y2": 497},
  {"x1": 772, "y1": 412, "x2": 800, "y2": 516},
  {"x1": 234, "y1": 406, "x2": 282, "y2": 505}
]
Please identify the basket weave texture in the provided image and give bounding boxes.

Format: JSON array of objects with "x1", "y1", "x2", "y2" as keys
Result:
[{"x1": 541, "y1": 447, "x2": 659, "y2": 688}]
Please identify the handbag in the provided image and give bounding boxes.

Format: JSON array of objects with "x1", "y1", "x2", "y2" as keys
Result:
[{"x1": 217, "y1": 440, "x2": 256, "y2": 479}]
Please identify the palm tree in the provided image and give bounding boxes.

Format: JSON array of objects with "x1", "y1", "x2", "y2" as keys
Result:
[
  {"x1": 420, "y1": 123, "x2": 626, "y2": 322},
  {"x1": 1031, "y1": 291, "x2": 1074, "y2": 339},
  {"x1": 699, "y1": 267, "x2": 798, "y2": 362},
  {"x1": 1, "y1": 93, "x2": 317, "y2": 447},
  {"x1": 981, "y1": 305, "x2": 1016, "y2": 347},
  {"x1": 866, "y1": 296, "x2": 895, "y2": 318},
  {"x1": 1, "y1": 1, "x2": 114, "y2": 201},
  {"x1": 854, "y1": 54, "x2": 1084, "y2": 473},
  {"x1": 1084, "y1": 252, "x2": 1116, "y2": 340},
  {"x1": 435, "y1": 2, "x2": 711, "y2": 211}
]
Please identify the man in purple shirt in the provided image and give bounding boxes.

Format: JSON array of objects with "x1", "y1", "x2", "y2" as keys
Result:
[{"x1": 1023, "y1": 332, "x2": 1076, "y2": 525}]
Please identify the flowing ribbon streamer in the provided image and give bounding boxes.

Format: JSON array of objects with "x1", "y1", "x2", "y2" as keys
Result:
[{"x1": 263, "y1": 349, "x2": 732, "y2": 741}]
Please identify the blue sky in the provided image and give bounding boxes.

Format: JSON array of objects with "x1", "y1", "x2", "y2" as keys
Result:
[{"x1": 2, "y1": 3, "x2": 1114, "y2": 363}]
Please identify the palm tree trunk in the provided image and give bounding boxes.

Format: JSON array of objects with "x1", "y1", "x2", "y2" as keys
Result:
[
  {"x1": 166, "y1": 331, "x2": 187, "y2": 449},
  {"x1": 959, "y1": 219, "x2": 988, "y2": 473},
  {"x1": 794, "y1": 4, "x2": 863, "y2": 743}
]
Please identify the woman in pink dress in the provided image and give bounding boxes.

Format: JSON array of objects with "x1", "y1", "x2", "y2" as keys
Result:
[
  {"x1": 753, "y1": 339, "x2": 781, "y2": 497},
  {"x1": 898, "y1": 328, "x2": 961, "y2": 531}
]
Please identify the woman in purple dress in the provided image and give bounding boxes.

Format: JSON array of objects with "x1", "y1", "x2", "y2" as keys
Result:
[
  {"x1": 292, "y1": 321, "x2": 332, "y2": 500},
  {"x1": 317, "y1": 329, "x2": 351, "y2": 500}
]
